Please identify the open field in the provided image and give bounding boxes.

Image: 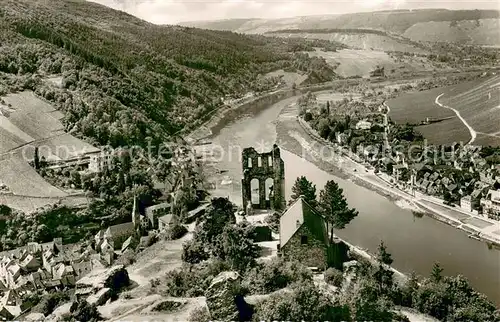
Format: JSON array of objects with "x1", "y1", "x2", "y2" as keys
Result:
[
  {"x1": 28, "y1": 134, "x2": 100, "y2": 161},
  {"x1": 0, "y1": 154, "x2": 67, "y2": 197},
  {"x1": 2, "y1": 91, "x2": 65, "y2": 141},
  {"x1": 0, "y1": 92, "x2": 99, "y2": 212},
  {"x1": 271, "y1": 32, "x2": 427, "y2": 53},
  {"x1": 387, "y1": 75, "x2": 500, "y2": 146},
  {"x1": 440, "y1": 75, "x2": 500, "y2": 140},
  {"x1": 263, "y1": 69, "x2": 308, "y2": 87},
  {"x1": 308, "y1": 49, "x2": 437, "y2": 78},
  {"x1": 404, "y1": 19, "x2": 500, "y2": 46},
  {"x1": 388, "y1": 87, "x2": 455, "y2": 124}
]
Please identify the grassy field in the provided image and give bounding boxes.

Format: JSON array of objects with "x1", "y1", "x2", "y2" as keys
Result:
[
  {"x1": 387, "y1": 75, "x2": 500, "y2": 146},
  {"x1": 388, "y1": 87, "x2": 455, "y2": 124},
  {"x1": 440, "y1": 75, "x2": 500, "y2": 137},
  {"x1": 0, "y1": 92, "x2": 99, "y2": 212},
  {"x1": 263, "y1": 69, "x2": 308, "y2": 87},
  {"x1": 2, "y1": 92, "x2": 65, "y2": 141},
  {"x1": 29, "y1": 134, "x2": 100, "y2": 161},
  {"x1": 308, "y1": 49, "x2": 437, "y2": 78},
  {"x1": 0, "y1": 154, "x2": 67, "y2": 197}
]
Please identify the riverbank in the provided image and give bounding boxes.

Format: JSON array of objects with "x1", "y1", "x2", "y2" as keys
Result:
[{"x1": 279, "y1": 103, "x2": 500, "y2": 248}]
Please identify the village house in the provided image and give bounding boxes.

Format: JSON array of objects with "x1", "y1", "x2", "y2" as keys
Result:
[
  {"x1": 158, "y1": 214, "x2": 173, "y2": 231},
  {"x1": 145, "y1": 202, "x2": 171, "y2": 229},
  {"x1": 278, "y1": 196, "x2": 349, "y2": 270},
  {"x1": 460, "y1": 195, "x2": 473, "y2": 212},
  {"x1": 480, "y1": 189, "x2": 500, "y2": 219},
  {"x1": 88, "y1": 151, "x2": 113, "y2": 173},
  {"x1": 355, "y1": 120, "x2": 372, "y2": 130}
]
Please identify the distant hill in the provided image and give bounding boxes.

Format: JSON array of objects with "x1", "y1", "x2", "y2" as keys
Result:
[
  {"x1": 179, "y1": 9, "x2": 500, "y2": 46},
  {"x1": 0, "y1": 0, "x2": 339, "y2": 148}
]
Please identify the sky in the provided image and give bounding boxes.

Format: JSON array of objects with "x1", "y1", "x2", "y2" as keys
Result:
[{"x1": 88, "y1": 0, "x2": 500, "y2": 24}]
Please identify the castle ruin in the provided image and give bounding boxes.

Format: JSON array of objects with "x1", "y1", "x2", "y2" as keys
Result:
[{"x1": 241, "y1": 144, "x2": 285, "y2": 212}]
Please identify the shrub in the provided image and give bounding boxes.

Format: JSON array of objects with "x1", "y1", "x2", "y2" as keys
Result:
[
  {"x1": 166, "y1": 224, "x2": 188, "y2": 240},
  {"x1": 68, "y1": 300, "x2": 102, "y2": 322},
  {"x1": 324, "y1": 268, "x2": 344, "y2": 287},
  {"x1": 188, "y1": 306, "x2": 211, "y2": 322},
  {"x1": 31, "y1": 291, "x2": 71, "y2": 316},
  {"x1": 264, "y1": 212, "x2": 280, "y2": 233},
  {"x1": 182, "y1": 239, "x2": 209, "y2": 264},
  {"x1": 304, "y1": 112, "x2": 313, "y2": 122},
  {"x1": 242, "y1": 258, "x2": 312, "y2": 294},
  {"x1": 161, "y1": 260, "x2": 230, "y2": 297},
  {"x1": 253, "y1": 281, "x2": 351, "y2": 321}
]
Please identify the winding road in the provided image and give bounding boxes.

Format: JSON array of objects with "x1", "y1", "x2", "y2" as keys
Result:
[{"x1": 435, "y1": 93, "x2": 477, "y2": 145}]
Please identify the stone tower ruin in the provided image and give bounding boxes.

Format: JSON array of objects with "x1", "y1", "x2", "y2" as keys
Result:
[{"x1": 241, "y1": 144, "x2": 285, "y2": 212}]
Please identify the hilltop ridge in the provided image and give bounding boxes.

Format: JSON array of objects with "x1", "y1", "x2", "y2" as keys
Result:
[{"x1": 179, "y1": 9, "x2": 500, "y2": 46}]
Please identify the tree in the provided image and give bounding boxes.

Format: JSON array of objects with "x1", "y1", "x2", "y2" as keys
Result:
[
  {"x1": 430, "y1": 262, "x2": 444, "y2": 283},
  {"x1": 34, "y1": 147, "x2": 40, "y2": 170},
  {"x1": 213, "y1": 222, "x2": 260, "y2": 272},
  {"x1": 197, "y1": 197, "x2": 236, "y2": 244},
  {"x1": 374, "y1": 241, "x2": 394, "y2": 296},
  {"x1": 67, "y1": 300, "x2": 102, "y2": 322},
  {"x1": 289, "y1": 176, "x2": 317, "y2": 207},
  {"x1": 376, "y1": 241, "x2": 393, "y2": 266},
  {"x1": 182, "y1": 239, "x2": 209, "y2": 265},
  {"x1": 253, "y1": 281, "x2": 351, "y2": 321},
  {"x1": 318, "y1": 180, "x2": 358, "y2": 241}
]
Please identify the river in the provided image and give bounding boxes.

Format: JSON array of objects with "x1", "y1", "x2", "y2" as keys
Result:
[{"x1": 204, "y1": 95, "x2": 500, "y2": 305}]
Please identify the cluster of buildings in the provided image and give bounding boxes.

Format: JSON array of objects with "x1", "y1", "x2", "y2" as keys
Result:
[
  {"x1": 0, "y1": 238, "x2": 106, "y2": 320},
  {"x1": 0, "y1": 195, "x2": 178, "y2": 320},
  {"x1": 351, "y1": 116, "x2": 500, "y2": 220}
]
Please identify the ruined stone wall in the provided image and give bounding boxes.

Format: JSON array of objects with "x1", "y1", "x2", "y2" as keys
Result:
[
  {"x1": 281, "y1": 225, "x2": 328, "y2": 270},
  {"x1": 241, "y1": 144, "x2": 285, "y2": 212}
]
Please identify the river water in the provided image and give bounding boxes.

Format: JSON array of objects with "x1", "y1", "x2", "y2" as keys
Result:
[{"x1": 206, "y1": 95, "x2": 500, "y2": 305}]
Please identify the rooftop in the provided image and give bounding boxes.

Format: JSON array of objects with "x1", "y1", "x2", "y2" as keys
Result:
[{"x1": 279, "y1": 197, "x2": 328, "y2": 248}]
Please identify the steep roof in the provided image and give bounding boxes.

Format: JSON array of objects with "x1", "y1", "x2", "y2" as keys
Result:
[
  {"x1": 279, "y1": 197, "x2": 328, "y2": 248},
  {"x1": 105, "y1": 222, "x2": 134, "y2": 238},
  {"x1": 158, "y1": 214, "x2": 173, "y2": 226}
]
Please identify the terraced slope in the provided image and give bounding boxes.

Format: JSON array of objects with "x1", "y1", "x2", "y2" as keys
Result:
[
  {"x1": 387, "y1": 74, "x2": 500, "y2": 146},
  {"x1": 440, "y1": 75, "x2": 500, "y2": 146}
]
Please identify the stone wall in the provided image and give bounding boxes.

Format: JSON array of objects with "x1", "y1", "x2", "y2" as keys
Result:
[
  {"x1": 281, "y1": 225, "x2": 328, "y2": 269},
  {"x1": 241, "y1": 144, "x2": 285, "y2": 212}
]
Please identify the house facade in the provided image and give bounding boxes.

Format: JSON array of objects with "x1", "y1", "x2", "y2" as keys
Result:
[
  {"x1": 278, "y1": 197, "x2": 349, "y2": 269},
  {"x1": 481, "y1": 189, "x2": 500, "y2": 219}
]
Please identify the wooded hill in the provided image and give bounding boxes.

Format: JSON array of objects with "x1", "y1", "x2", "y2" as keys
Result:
[{"x1": 0, "y1": 0, "x2": 340, "y2": 148}]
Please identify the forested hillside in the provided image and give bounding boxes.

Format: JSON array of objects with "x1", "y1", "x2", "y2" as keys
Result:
[{"x1": 0, "y1": 0, "x2": 339, "y2": 148}]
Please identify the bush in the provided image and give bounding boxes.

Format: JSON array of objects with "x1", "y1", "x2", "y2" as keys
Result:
[
  {"x1": 67, "y1": 300, "x2": 102, "y2": 322},
  {"x1": 324, "y1": 268, "x2": 344, "y2": 287},
  {"x1": 182, "y1": 239, "x2": 209, "y2": 264},
  {"x1": 161, "y1": 260, "x2": 231, "y2": 297},
  {"x1": 31, "y1": 291, "x2": 71, "y2": 316},
  {"x1": 242, "y1": 258, "x2": 312, "y2": 294},
  {"x1": 166, "y1": 224, "x2": 188, "y2": 240},
  {"x1": 188, "y1": 306, "x2": 211, "y2": 322},
  {"x1": 264, "y1": 212, "x2": 280, "y2": 233},
  {"x1": 304, "y1": 112, "x2": 313, "y2": 122},
  {"x1": 253, "y1": 281, "x2": 351, "y2": 321}
]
